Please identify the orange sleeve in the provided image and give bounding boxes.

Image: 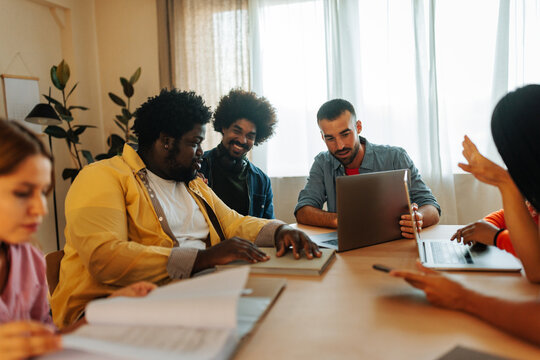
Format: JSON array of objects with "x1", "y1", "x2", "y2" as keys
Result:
[
  {"x1": 483, "y1": 209, "x2": 506, "y2": 228},
  {"x1": 495, "y1": 229, "x2": 517, "y2": 256}
]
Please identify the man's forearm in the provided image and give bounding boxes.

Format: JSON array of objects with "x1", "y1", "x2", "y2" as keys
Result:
[
  {"x1": 192, "y1": 249, "x2": 213, "y2": 274},
  {"x1": 461, "y1": 287, "x2": 540, "y2": 345},
  {"x1": 419, "y1": 204, "x2": 440, "y2": 228},
  {"x1": 295, "y1": 206, "x2": 338, "y2": 228}
]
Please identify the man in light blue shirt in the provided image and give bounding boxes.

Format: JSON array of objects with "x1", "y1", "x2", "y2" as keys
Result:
[{"x1": 295, "y1": 99, "x2": 440, "y2": 238}]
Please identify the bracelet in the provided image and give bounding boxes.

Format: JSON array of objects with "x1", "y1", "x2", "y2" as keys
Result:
[{"x1": 493, "y1": 228, "x2": 505, "y2": 247}]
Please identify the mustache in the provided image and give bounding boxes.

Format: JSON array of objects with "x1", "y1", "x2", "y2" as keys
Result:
[
  {"x1": 335, "y1": 148, "x2": 352, "y2": 155},
  {"x1": 230, "y1": 141, "x2": 249, "y2": 149}
]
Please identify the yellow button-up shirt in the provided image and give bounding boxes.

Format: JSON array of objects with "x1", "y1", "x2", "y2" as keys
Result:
[{"x1": 51, "y1": 145, "x2": 279, "y2": 328}]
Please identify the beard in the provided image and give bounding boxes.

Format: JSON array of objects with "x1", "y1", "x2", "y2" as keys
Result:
[
  {"x1": 168, "y1": 164, "x2": 197, "y2": 183},
  {"x1": 165, "y1": 140, "x2": 198, "y2": 183},
  {"x1": 331, "y1": 141, "x2": 360, "y2": 166}
]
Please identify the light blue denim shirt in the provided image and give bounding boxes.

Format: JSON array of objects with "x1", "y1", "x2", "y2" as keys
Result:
[{"x1": 294, "y1": 136, "x2": 441, "y2": 215}]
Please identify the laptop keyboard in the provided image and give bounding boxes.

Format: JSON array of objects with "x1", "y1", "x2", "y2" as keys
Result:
[
  {"x1": 323, "y1": 239, "x2": 338, "y2": 246},
  {"x1": 430, "y1": 242, "x2": 474, "y2": 264}
]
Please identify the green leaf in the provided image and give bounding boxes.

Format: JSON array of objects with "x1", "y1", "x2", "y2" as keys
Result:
[
  {"x1": 60, "y1": 114, "x2": 74, "y2": 122},
  {"x1": 56, "y1": 60, "x2": 70, "y2": 89},
  {"x1": 108, "y1": 92, "x2": 126, "y2": 107},
  {"x1": 50, "y1": 66, "x2": 62, "y2": 90},
  {"x1": 44, "y1": 125, "x2": 67, "y2": 138},
  {"x1": 43, "y1": 94, "x2": 62, "y2": 107},
  {"x1": 128, "y1": 134, "x2": 138, "y2": 143},
  {"x1": 81, "y1": 150, "x2": 94, "y2": 164},
  {"x1": 62, "y1": 168, "x2": 79, "y2": 182},
  {"x1": 68, "y1": 105, "x2": 89, "y2": 111},
  {"x1": 114, "y1": 119, "x2": 126, "y2": 131},
  {"x1": 66, "y1": 129, "x2": 79, "y2": 144},
  {"x1": 73, "y1": 125, "x2": 97, "y2": 136},
  {"x1": 54, "y1": 103, "x2": 70, "y2": 117},
  {"x1": 107, "y1": 134, "x2": 125, "y2": 155},
  {"x1": 121, "y1": 77, "x2": 134, "y2": 98},
  {"x1": 116, "y1": 115, "x2": 130, "y2": 125},
  {"x1": 129, "y1": 67, "x2": 141, "y2": 84},
  {"x1": 66, "y1": 82, "x2": 78, "y2": 101},
  {"x1": 121, "y1": 108, "x2": 132, "y2": 120}
]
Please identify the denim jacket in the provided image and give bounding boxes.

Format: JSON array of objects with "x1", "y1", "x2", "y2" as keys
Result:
[
  {"x1": 295, "y1": 136, "x2": 441, "y2": 215},
  {"x1": 201, "y1": 148, "x2": 275, "y2": 219}
]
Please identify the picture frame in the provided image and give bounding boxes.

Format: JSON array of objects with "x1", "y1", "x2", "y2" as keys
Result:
[{"x1": 1, "y1": 74, "x2": 42, "y2": 132}]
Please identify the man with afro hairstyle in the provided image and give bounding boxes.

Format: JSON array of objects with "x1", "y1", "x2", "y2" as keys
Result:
[
  {"x1": 51, "y1": 89, "x2": 320, "y2": 328},
  {"x1": 201, "y1": 88, "x2": 277, "y2": 219}
]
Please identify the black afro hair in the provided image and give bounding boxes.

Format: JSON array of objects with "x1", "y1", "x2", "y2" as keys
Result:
[
  {"x1": 213, "y1": 88, "x2": 277, "y2": 145},
  {"x1": 133, "y1": 89, "x2": 212, "y2": 150}
]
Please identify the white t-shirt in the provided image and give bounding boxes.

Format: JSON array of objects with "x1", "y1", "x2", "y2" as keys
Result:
[{"x1": 146, "y1": 170, "x2": 209, "y2": 250}]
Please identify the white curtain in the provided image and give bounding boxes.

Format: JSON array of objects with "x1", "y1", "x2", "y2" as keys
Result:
[
  {"x1": 172, "y1": 0, "x2": 249, "y2": 150},
  {"x1": 249, "y1": 0, "x2": 328, "y2": 176},
  {"x1": 169, "y1": 0, "x2": 540, "y2": 222},
  {"x1": 250, "y1": 0, "x2": 540, "y2": 223}
]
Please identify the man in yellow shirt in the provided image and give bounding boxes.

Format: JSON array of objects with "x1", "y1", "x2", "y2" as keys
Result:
[{"x1": 51, "y1": 89, "x2": 320, "y2": 328}]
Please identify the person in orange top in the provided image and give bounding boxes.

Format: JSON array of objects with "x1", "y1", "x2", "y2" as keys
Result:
[
  {"x1": 391, "y1": 85, "x2": 540, "y2": 345},
  {"x1": 450, "y1": 203, "x2": 539, "y2": 257}
]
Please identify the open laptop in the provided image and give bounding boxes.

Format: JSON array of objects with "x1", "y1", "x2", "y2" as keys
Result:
[
  {"x1": 403, "y1": 180, "x2": 522, "y2": 271},
  {"x1": 310, "y1": 169, "x2": 410, "y2": 252}
]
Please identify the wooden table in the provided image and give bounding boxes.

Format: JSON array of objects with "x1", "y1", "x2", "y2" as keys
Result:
[{"x1": 235, "y1": 225, "x2": 540, "y2": 360}]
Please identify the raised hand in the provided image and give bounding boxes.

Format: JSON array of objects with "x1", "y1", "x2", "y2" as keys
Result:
[{"x1": 458, "y1": 135, "x2": 510, "y2": 187}]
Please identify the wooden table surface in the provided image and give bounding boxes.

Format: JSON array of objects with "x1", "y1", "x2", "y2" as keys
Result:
[{"x1": 235, "y1": 225, "x2": 540, "y2": 360}]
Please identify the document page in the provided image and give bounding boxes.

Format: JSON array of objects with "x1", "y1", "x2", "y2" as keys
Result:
[
  {"x1": 63, "y1": 325, "x2": 237, "y2": 360},
  {"x1": 85, "y1": 266, "x2": 250, "y2": 329}
]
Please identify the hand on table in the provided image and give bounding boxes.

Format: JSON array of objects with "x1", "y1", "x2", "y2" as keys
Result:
[
  {"x1": 390, "y1": 261, "x2": 468, "y2": 311},
  {"x1": 0, "y1": 321, "x2": 61, "y2": 360},
  {"x1": 458, "y1": 136, "x2": 510, "y2": 187},
  {"x1": 400, "y1": 203, "x2": 423, "y2": 238},
  {"x1": 450, "y1": 220, "x2": 499, "y2": 246},
  {"x1": 275, "y1": 225, "x2": 322, "y2": 259},
  {"x1": 205, "y1": 237, "x2": 270, "y2": 265}
]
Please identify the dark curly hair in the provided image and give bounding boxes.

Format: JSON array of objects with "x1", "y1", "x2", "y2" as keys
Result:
[
  {"x1": 213, "y1": 89, "x2": 277, "y2": 145},
  {"x1": 134, "y1": 89, "x2": 212, "y2": 151}
]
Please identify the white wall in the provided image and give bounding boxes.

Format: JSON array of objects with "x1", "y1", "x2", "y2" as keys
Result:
[
  {"x1": 94, "y1": 0, "x2": 160, "y2": 141},
  {"x1": 0, "y1": 0, "x2": 160, "y2": 253}
]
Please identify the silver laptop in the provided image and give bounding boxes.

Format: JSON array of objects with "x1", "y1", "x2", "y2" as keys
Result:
[
  {"x1": 310, "y1": 169, "x2": 410, "y2": 252},
  {"x1": 403, "y1": 180, "x2": 522, "y2": 272}
]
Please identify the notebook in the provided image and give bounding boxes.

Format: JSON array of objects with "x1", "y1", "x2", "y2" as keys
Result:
[
  {"x1": 217, "y1": 247, "x2": 336, "y2": 276},
  {"x1": 310, "y1": 169, "x2": 410, "y2": 252},
  {"x1": 404, "y1": 180, "x2": 522, "y2": 271}
]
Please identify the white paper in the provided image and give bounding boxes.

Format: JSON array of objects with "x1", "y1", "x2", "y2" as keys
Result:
[
  {"x1": 236, "y1": 297, "x2": 271, "y2": 339},
  {"x1": 85, "y1": 267, "x2": 250, "y2": 329},
  {"x1": 63, "y1": 325, "x2": 237, "y2": 360}
]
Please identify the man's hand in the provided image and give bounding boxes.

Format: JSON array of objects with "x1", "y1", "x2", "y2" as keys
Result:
[
  {"x1": 400, "y1": 203, "x2": 423, "y2": 238},
  {"x1": 458, "y1": 136, "x2": 510, "y2": 187},
  {"x1": 275, "y1": 225, "x2": 322, "y2": 259},
  {"x1": 0, "y1": 321, "x2": 61, "y2": 360},
  {"x1": 200, "y1": 237, "x2": 270, "y2": 267},
  {"x1": 450, "y1": 220, "x2": 499, "y2": 246},
  {"x1": 110, "y1": 281, "x2": 157, "y2": 298},
  {"x1": 390, "y1": 261, "x2": 469, "y2": 311}
]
